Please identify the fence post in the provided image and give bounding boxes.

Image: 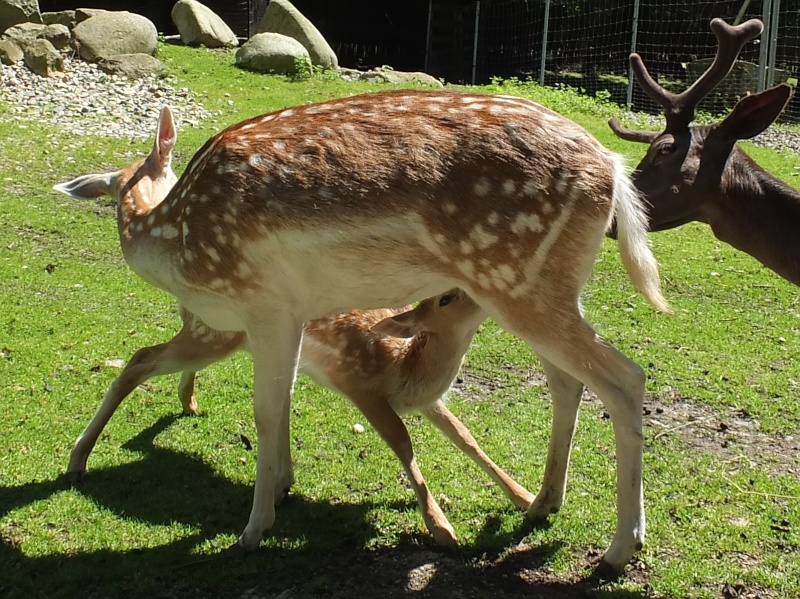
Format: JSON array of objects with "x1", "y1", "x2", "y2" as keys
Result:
[
  {"x1": 767, "y1": 0, "x2": 781, "y2": 88},
  {"x1": 758, "y1": 0, "x2": 771, "y2": 91},
  {"x1": 539, "y1": 0, "x2": 551, "y2": 86},
  {"x1": 471, "y1": 1, "x2": 481, "y2": 85},
  {"x1": 424, "y1": 0, "x2": 433, "y2": 74},
  {"x1": 627, "y1": 0, "x2": 641, "y2": 107}
]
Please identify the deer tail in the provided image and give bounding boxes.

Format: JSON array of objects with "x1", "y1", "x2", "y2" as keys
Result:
[{"x1": 611, "y1": 154, "x2": 671, "y2": 313}]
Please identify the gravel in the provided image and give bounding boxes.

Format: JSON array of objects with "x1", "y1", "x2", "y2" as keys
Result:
[{"x1": 0, "y1": 52, "x2": 222, "y2": 140}]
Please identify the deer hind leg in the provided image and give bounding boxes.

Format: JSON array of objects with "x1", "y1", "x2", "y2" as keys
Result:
[
  {"x1": 67, "y1": 327, "x2": 240, "y2": 481},
  {"x1": 421, "y1": 400, "x2": 534, "y2": 511},
  {"x1": 358, "y1": 398, "x2": 457, "y2": 546},
  {"x1": 177, "y1": 371, "x2": 199, "y2": 415},
  {"x1": 526, "y1": 355, "x2": 584, "y2": 519},
  {"x1": 238, "y1": 318, "x2": 303, "y2": 550},
  {"x1": 496, "y1": 307, "x2": 646, "y2": 578}
]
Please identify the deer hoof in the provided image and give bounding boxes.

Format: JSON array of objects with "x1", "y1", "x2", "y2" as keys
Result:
[{"x1": 593, "y1": 557, "x2": 624, "y2": 581}]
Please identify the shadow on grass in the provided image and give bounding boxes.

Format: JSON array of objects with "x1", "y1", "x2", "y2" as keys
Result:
[{"x1": 0, "y1": 417, "x2": 648, "y2": 599}]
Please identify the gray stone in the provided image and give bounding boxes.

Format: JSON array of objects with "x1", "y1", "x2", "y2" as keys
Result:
[
  {"x1": 235, "y1": 32, "x2": 310, "y2": 75},
  {"x1": 72, "y1": 11, "x2": 158, "y2": 62},
  {"x1": 171, "y1": 0, "x2": 238, "y2": 48},
  {"x1": 3, "y1": 22, "x2": 71, "y2": 51},
  {"x1": 74, "y1": 8, "x2": 107, "y2": 25},
  {"x1": 258, "y1": 0, "x2": 337, "y2": 69},
  {"x1": 97, "y1": 53, "x2": 165, "y2": 79},
  {"x1": 0, "y1": 37, "x2": 22, "y2": 64},
  {"x1": 0, "y1": 0, "x2": 41, "y2": 34},
  {"x1": 23, "y1": 38, "x2": 64, "y2": 77},
  {"x1": 42, "y1": 11, "x2": 76, "y2": 30}
]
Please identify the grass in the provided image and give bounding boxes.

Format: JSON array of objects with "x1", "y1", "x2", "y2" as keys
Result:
[{"x1": 1, "y1": 44, "x2": 799, "y2": 598}]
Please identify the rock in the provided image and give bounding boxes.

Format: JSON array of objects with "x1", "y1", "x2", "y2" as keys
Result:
[
  {"x1": 74, "y1": 8, "x2": 108, "y2": 24},
  {"x1": 235, "y1": 32, "x2": 310, "y2": 75},
  {"x1": 0, "y1": 0, "x2": 41, "y2": 34},
  {"x1": 23, "y1": 38, "x2": 64, "y2": 77},
  {"x1": 72, "y1": 11, "x2": 158, "y2": 62},
  {"x1": 97, "y1": 53, "x2": 165, "y2": 79},
  {"x1": 0, "y1": 37, "x2": 22, "y2": 63},
  {"x1": 171, "y1": 0, "x2": 238, "y2": 48},
  {"x1": 2, "y1": 22, "x2": 71, "y2": 51},
  {"x1": 258, "y1": 0, "x2": 337, "y2": 69},
  {"x1": 42, "y1": 11, "x2": 76, "y2": 30},
  {"x1": 338, "y1": 66, "x2": 444, "y2": 88}
]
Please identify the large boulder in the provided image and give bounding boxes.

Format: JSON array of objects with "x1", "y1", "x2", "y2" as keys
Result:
[
  {"x1": 23, "y1": 38, "x2": 64, "y2": 77},
  {"x1": 97, "y1": 53, "x2": 165, "y2": 79},
  {"x1": 72, "y1": 11, "x2": 158, "y2": 62},
  {"x1": 171, "y1": 0, "x2": 238, "y2": 48},
  {"x1": 0, "y1": 0, "x2": 41, "y2": 34},
  {"x1": 235, "y1": 32, "x2": 310, "y2": 75},
  {"x1": 258, "y1": 0, "x2": 337, "y2": 69},
  {"x1": 2, "y1": 22, "x2": 71, "y2": 50}
]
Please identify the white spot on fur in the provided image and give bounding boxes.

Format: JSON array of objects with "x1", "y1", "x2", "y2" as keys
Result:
[
  {"x1": 443, "y1": 202, "x2": 457, "y2": 215},
  {"x1": 204, "y1": 246, "x2": 221, "y2": 263},
  {"x1": 459, "y1": 240, "x2": 474, "y2": 254},
  {"x1": 510, "y1": 212, "x2": 544, "y2": 235},
  {"x1": 473, "y1": 177, "x2": 491, "y2": 197},
  {"x1": 487, "y1": 212, "x2": 500, "y2": 226},
  {"x1": 469, "y1": 224, "x2": 499, "y2": 250},
  {"x1": 502, "y1": 180, "x2": 517, "y2": 196},
  {"x1": 162, "y1": 225, "x2": 178, "y2": 240},
  {"x1": 150, "y1": 226, "x2": 162, "y2": 238},
  {"x1": 456, "y1": 260, "x2": 475, "y2": 278}
]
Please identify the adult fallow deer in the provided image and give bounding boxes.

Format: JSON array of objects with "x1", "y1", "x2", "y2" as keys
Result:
[
  {"x1": 609, "y1": 18, "x2": 797, "y2": 284},
  {"x1": 55, "y1": 87, "x2": 668, "y2": 577}
]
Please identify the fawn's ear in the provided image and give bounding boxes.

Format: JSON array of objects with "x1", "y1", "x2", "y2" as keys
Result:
[
  {"x1": 53, "y1": 172, "x2": 116, "y2": 199},
  {"x1": 371, "y1": 313, "x2": 422, "y2": 338},
  {"x1": 153, "y1": 105, "x2": 177, "y2": 170}
]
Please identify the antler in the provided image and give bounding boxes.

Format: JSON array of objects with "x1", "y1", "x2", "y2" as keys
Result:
[{"x1": 631, "y1": 18, "x2": 763, "y2": 132}]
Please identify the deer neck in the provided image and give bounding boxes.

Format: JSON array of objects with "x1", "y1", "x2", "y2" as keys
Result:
[
  {"x1": 404, "y1": 326, "x2": 479, "y2": 395},
  {"x1": 704, "y1": 152, "x2": 800, "y2": 286},
  {"x1": 115, "y1": 175, "x2": 181, "y2": 293}
]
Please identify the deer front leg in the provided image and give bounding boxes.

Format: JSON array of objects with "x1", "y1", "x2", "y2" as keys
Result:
[
  {"x1": 526, "y1": 356, "x2": 584, "y2": 519},
  {"x1": 358, "y1": 397, "x2": 457, "y2": 546},
  {"x1": 421, "y1": 400, "x2": 534, "y2": 511},
  {"x1": 238, "y1": 320, "x2": 302, "y2": 550}
]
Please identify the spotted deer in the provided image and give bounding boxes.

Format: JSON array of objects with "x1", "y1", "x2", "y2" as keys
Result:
[
  {"x1": 54, "y1": 88, "x2": 668, "y2": 577},
  {"x1": 609, "y1": 18, "x2": 798, "y2": 285}
]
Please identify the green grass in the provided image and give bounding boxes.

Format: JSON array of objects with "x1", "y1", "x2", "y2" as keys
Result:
[{"x1": 1, "y1": 45, "x2": 799, "y2": 598}]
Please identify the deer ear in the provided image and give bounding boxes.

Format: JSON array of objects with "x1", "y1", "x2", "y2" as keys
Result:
[
  {"x1": 53, "y1": 172, "x2": 116, "y2": 199},
  {"x1": 371, "y1": 313, "x2": 421, "y2": 338},
  {"x1": 718, "y1": 84, "x2": 792, "y2": 141},
  {"x1": 153, "y1": 106, "x2": 177, "y2": 169}
]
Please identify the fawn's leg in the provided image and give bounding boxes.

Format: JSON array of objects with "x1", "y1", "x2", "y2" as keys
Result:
[{"x1": 421, "y1": 400, "x2": 534, "y2": 510}]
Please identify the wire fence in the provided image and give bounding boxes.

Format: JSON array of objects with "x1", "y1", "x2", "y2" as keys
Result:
[{"x1": 425, "y1": 0, "x2": 800, "y2": 121}]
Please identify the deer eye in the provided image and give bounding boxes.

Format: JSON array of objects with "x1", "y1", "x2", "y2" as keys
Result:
[
  {"x1": 438, "y1": 294, "x2": 454, "y2": 307},
  {"x1": 656, "y1": 141, "x2": 674, "y2": 156}
]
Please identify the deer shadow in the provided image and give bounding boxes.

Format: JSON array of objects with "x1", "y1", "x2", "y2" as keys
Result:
[{"x1": 0, "y1": 417, "x2": 647, "y2": 599}]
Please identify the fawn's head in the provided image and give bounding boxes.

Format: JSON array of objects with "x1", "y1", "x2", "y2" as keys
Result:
[{"x1": 371, "y1": 289, "x2": 483, "y2": 340}]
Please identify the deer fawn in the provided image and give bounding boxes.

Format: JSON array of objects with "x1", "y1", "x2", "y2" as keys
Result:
[
  {"x1": 609, "y1": 18, "x2": 798, "y2": 285},
  {"x1": 55, "y1": 87, "x2": 668, "y2": 577}
]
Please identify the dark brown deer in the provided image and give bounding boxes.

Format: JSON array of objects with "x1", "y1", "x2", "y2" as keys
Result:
[
  {"x1": 609, "y1": 18, "x2": 798, "y2": 284},
  {"x1": 55, "y1": 88, "x2": 669, "y2": 577}
]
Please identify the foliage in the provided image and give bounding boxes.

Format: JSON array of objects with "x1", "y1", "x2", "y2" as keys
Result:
[{"x1": 1, "y1": 43, "x2": 799, "y2": 599}]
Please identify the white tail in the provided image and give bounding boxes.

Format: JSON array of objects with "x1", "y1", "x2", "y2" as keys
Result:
[{"x1": 55, "y1": 89, "x2": 668, "y2": 577}]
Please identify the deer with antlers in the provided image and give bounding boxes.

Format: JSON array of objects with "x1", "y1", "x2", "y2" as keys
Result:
[
  {"x1": 609, "y1": 18, "x2": 798, "y2": 285},
  {"x1": 54, "y1": 86, "x2": 668, "y2": 577}
]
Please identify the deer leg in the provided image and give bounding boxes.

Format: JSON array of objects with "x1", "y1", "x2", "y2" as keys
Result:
[
  {"x1": 274, "y1": 393, "x2": 295, "y2": 504},
  {"x1": 68, "y1": 328, "x2": 242, "y2": 482},
  {"x1": 495, "y1": 308, "x2": 645, "y2": 578},
  {"x1": 238, "y1": 320, "x2": 302, "y2": 550},
  {"x1": 359, "y1": 399, "x2": 457, "y2": 546},
  {"x1": 526, "y1": 355, "x2": 584, "y2": 518},
  {"x1": 177, "y1": 371, "x2": 199, "y2": 415},
  {"x1": 421, "y1": 400, "x2": 534, "y2": 511}
]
